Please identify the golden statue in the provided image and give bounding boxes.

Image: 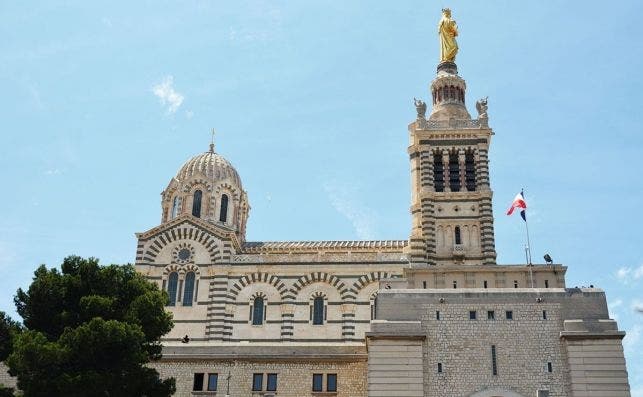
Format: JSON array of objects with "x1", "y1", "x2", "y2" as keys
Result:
[{"x1": 438, "y1": 8, "x2": 458, "y2": 62}]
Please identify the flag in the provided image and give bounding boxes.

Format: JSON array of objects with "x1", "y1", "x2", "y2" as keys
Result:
[{"x1": 507, "y1": 190, "x2": 527, "y2": 221}]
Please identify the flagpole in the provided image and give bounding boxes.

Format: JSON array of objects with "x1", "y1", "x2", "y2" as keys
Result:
[{"x1": 524, "y1": 204, "x2": 534, "y2": 288}]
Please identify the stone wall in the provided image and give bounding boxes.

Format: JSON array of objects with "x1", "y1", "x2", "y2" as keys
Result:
[
  {"x1": 368, "y1": 288, "x2": 629, "y2": 397},
  {"x1": 151, "y1": 359, "x2": 367, "y2": 397},
  {"x1": 0, "y1": 363, "x2": 16, "y2": 389}
]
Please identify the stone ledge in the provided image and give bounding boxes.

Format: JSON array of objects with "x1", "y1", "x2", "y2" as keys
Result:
[{"x1": 560, "y1": 331, "x2": 626, "y2": 340}]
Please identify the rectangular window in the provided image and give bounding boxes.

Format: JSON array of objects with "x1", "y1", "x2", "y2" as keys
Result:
[
  {"x1": 547, "y1": 362, "x2": 553, "y2": 373},
  {"x1": 327, "y1": 374, "x2": 337, "y2": 392},
  {"x1": 266, "y1": 373, "x2": 277, "y2": 392},
  {"x1": 313, "y1": 298, "x2": 324, "y2": 325},
  {"x1": 453, "y1": 280, "x2": 457, "y2": 289},
  {"x1": 483, "y1": 280, "x2": 488, "y2": 288},
  {"x1": 422, "y1": 280, "x2": 427, "y2": 289},
  {"x1": 252, "y1": 373, "x2": 263, "y2": 391},
  {"x1": 545, "y1": 279, "x2": 549, "y2": 288},
  {"x1": 312, "y1": 374, "x2": 323, "y2": 392},
  {"x1": 207, "y1": 373, "x2": 218, "y2": 391},
  {"x1": 543, "y1": 310, "x2": 547, "y2": 320},
  {"x1": 487, "y1": 310, "x2": 495, "y2": 320},
  {"x1": 193, "y1": 373, "x2": 204, "y2": 391},
  {"x1": 469, "y1": 310, "x2": 477, "y2": 320},
  {"x1": 514, "y1": 280, "x2": 518, "y2": 288},
  {"x1": 506, "y1": 310, "x2": 513, "y2": 320},
  {"x1": 436, "y1": 310, "x2": 441, "y2": 320},
  {"x1": 491, "y1": 345, "x2": 498, "y2": 375},
  {"x1": 437, "y1": 362, "x2": 443, "y2": 373}
]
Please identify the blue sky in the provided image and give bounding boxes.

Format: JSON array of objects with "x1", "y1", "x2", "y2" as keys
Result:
[{"x1": 1, "y1": 0, "x2": 642, "y2": 392}]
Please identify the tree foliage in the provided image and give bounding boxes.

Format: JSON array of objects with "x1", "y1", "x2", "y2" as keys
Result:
[
  {"x1": 0, "y1": 311, "x2": 22, "y2": 362},
  {"x1": 6, "y1": 256, "x2": 175, "y2": 397}
]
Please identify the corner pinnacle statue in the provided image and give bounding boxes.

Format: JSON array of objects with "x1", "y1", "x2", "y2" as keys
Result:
[{"x1": 438, "y1": 8, "x2": 459, "y2": 63}]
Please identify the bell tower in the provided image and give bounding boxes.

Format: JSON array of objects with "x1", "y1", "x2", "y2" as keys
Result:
[{"x1": 407, "y1": 11, "x2": 496, "y2": 266}]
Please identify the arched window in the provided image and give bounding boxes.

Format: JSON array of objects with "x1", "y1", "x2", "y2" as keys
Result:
[
  {"x1": 455, "y1": 226, "x2": 462, "y2": 245},
  {"x1": 167, "y1": 272, "x2": 178, "y2": 306},
  {"x1": 312, "y1": 296, "x2": 325, "y2": 325},
  {"x1": 192, "y1": 190, "x2": 202, "y2": 218},
  {"x1": 252, "y1": 296, "x2": 264, "y2": 325},
  {"x1": 182, "y1": 272, "x2": 195, "y2": 306},
  {"x1": 171, "y1": 196, "x2": 179, "y2": 219},
  {"x1": 219, "y1": 194, "x2": 229, "y2": 223}
]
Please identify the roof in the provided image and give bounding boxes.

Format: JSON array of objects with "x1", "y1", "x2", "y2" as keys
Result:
[{"x1": 242, "y1": 240, "x2": 408, "y2": 253}]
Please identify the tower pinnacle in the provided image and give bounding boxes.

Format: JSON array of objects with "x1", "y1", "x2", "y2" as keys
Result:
[{"x1": 209, "y1": 128, "x2": 216, "y2": 153}]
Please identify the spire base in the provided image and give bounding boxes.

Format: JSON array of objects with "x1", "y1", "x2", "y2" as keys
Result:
[{"x1": 437, "y1": 61, "x2": 458, "y2": 75}]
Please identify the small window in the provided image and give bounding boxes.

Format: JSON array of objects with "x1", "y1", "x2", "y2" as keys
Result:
[
  {"x1": 487, "y1": 310, "x2": 495, "y2": 320},
  {"x1": 182, "y1": 272, "x2": 195, "y2": 306},
  {"x1": 491, "y1": 345, "x2": 498, "y2": 375},
  {"x1": 542, "y1": 310, "x2": 547, "y2": 320},
  {"x1": 514, "y1": 280, "x2": 518, "y2": 288},
  {"x1": 370, "y1": 295, "x2": 377, "y2": 320},
  {"x1": 207, "y1": 373, "x2": 218, "y2": 391},
  {"x1": 545, "y1": 279, "x2": 549, "y2": 288},
  {"x1": 167, "y1": 272, "x2": 178, "y2": 306},
  {"x1": 453, "y1": 280, "x2": 457, "y2": 289},
  {"x1": 454, "y1": 226, "x2": 462, "y2": 245},
  {"x1": 506, "y1": 310, "x2": 513, "y2": 320},
  {"x1": 266, "y1": 373, "x2": 277, "y2": 392},
  {"x1": 436, "y1": 311, "x2": 441, "y2": 320},
  {"x1": 252, "y1": 373, "x2": 263, "y2": 391},
  {"x1": 547, "y1": 362, "x2": 553, "y2": 373},
  {"x1": 193, "y1": 373, "x2": 204, "y2": 391},
  {"x1": 312, "y1": 374, "x2": 323, "y2": 392},
  {"x1": 422, "y1": 280, "x2": 427, "y2": 289},
  {"x1": 252, "y1": 297, "x2": 264, "y2": 325},
  {"x1": 327, "y1": 374, "x2": 337, "y2": 392},
  {"x1": 469, "y1": 310, "x2": 477, "y2": 320},
  {"x1": 192, "y1": 190, "x2": 202, "y2": 217},
  {"x1": 313, "y1": 296, "x2": 324, "y2": 325},
  {"x1": 437, "y1": 363, "x2": 443, "y2": 373},
  {"x1": 219, "y1": 194, "x2": 229, "y2": 222},
  {"x1": 483, "y1": 280, "x2": 488, "y2": 289},
  {"x1": 171, "y1": 196, "x2": 180, "y2": 219}
]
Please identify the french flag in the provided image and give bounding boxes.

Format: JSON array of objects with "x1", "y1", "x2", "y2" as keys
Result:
[{"x1": 507, "y1": 190, "x2": 527, "y2": 221}]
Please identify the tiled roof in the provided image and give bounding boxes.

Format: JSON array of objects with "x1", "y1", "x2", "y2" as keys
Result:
[{"x1": 242, "y1": 240, "x2": 408, "y2": 253}]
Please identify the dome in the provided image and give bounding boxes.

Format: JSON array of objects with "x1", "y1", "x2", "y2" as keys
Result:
[
  {"x1": 161, "y1": 143, "x2": 250, "y2": 242},
  {"x1": 175, "y1": 144, "x2": 243, "y2": 190}
]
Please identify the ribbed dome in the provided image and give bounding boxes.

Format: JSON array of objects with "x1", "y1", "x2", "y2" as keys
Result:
[
  {"x1": 161, "y1": 143, "x2": 250, "y2": 242},
  {"x1": 175, "y1": 146, "x2": 242, "y2": 189}
]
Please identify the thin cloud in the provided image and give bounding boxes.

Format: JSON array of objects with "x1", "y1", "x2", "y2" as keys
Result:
[
  {"x1": 616, "y1": 264, "x2": 643, "y2": 285},
  {"x1": 44, "y1": 168, "x2": 62, "y2": 175},
  {"x1": 623, "y1": 324, "x2": 641, "y2": 354},
  {"x1": 609, "y1": 299, "x2": 624, "y2": 321},
  {"x1": 632, "y1": 300, "x2": 643, "y2": 315},
  {"x1": 152, "y1": 76, "x2": 184, "y2": 114},
  {"x1": 323, "y1": 181, "x2": 376, "y2": 240}
]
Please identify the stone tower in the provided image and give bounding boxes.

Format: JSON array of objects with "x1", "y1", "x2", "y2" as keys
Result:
[{"x1": 408, "y1": 61, "x2": 497, "y2": 266}]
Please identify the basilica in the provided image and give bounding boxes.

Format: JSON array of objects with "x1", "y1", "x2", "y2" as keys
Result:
[{"x1": 132, "y1": 11, "x2": 631, "y2": 397}]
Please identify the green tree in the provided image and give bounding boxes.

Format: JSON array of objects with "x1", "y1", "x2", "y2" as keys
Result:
[
  {"x1": 6, "y1": 256, "x2": 175, "y2": 397},
  {"x1": 0, "y1": 311, "x2": 22, "y2": 362}
]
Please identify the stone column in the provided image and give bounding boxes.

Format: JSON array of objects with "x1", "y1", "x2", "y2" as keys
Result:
[
  {"x1": 205, "y1": 273, "x2": 231, "y2": 341},
  {"x1": 341, "y1": 303, "x2": 356, "y2": 340},
  {"x1": 442, "y1": 151, "x2": 451, "y2": 192},
  {"x1": 280, "y1": 302, "x2": 295, "y2": 341},
  {"x1": 458, "y1": 149, "x2": 466, "y2": 191}
]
